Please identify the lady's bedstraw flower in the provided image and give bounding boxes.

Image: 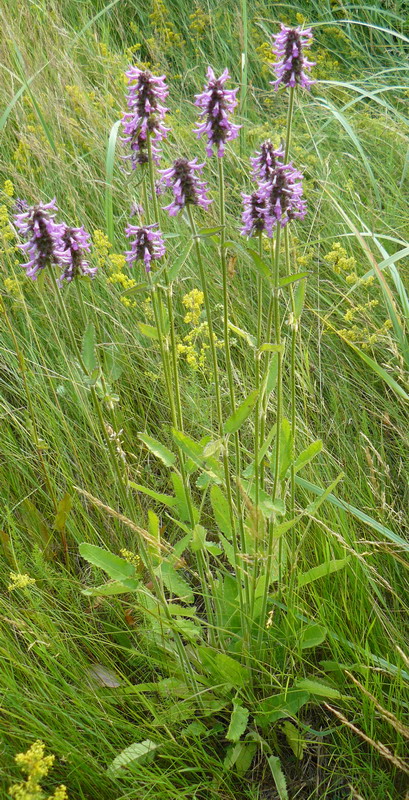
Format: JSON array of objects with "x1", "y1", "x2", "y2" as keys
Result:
[
  {"x1": 251, "y1": 140, "x2": 284, "y2": 181},
  {"x1": 125, "y1": 223, "x2": 166, "y2": 271},
  {"x1": 121, "y1": 68, "x2": 170, "y2": 168},
  {"x1": 159, "y1": 158, "x2": 212, "y2": 216},
  {"x1": 57, "y1": 226, "x2": 96, "y2": 286},
  {"x1": 271, "y1": 24, "x2": 315, "y2": 91},
  {"x1": 14, "y1": 199, "x2": 65, "y2": 280},
  {"x1": 194, "y1": 67, "x2": 241, "y2": 157}
]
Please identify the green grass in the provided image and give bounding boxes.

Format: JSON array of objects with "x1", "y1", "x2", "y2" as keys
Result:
[{"x1": 0, "y1": 1, "x2": 408, "y2": 798}]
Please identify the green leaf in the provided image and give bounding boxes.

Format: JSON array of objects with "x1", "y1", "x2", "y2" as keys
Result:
[
  {"x1": 278, "y1": 417, "x2": 293, "y2": 480},
  {"x1": 138, "y1": 322, "x2": 159, "y2": 340},
  {"x1": 171, "y1": 472, "x2": 191, "y2": 523},
  {"x1": 279, "y1": 271, "x2": 309, "y2": 288},
  {"x1": 240, "y1": 480, "x2": 285, "y2": 518},
  {"x1": 295, "y1": 679, "x2": 341, "y2": 700},
  {"x1": 138, "y1": 433, "x2": 176, "y2": 467},
  {"x1": 298, "y1": 557, "x2": 350, "y2": 588},
  {"x1": 299, "y1": 623, "x2": 327, "y2": 650},
  {"x1": 259, "y1": 343, "x2": 284, "y2": 354},
  {"x1": 294, "y1": 440, "x2": 323, "y2": 474},
  {"x1": 172, "y1": 429, "x2": 223, "y2": 483},
  {"x1": 79, "y1": 543, "x2": 135, "y2": 581},
  {"x1": 246, "y1": 247, "x2": 271, "y2": 279},
  {"x1": 82, "y1": 577, "x2": 140, "y2": 596},
  {"x1": 268, "y1": 756, "x2": 288, "y2": 800},
  {"x1": 128, "y1": 481, "x2": 177, "y2": 508},
  {"x1": 223, "y1": 390, "x2": 259, "y2": 435},
  {"x1": 160, "y1": 561, "x2": 194, "y2": 603},
  {"x1": 214, "y1": 653, "x2": 249, "y2": 687},
  {"x1": 226, "y1": 703, "x2": 249, "y2": 742},
  {"x1": 281, "y1": 721, "x2": 307, "y2": 760},
  {"x1": 53, "y1": 492, "x2": 72, "y2": 532},
  {"x1": 228, "y1": 321, "x2": 256, "y2": 348},
  {"x1": 210, "y1": 485, "x2": 233, "y2": 540},
  {"x1": 191, "y1": 524, "x2": 206, "y2": 553},
  {"x1": 294, "y1": 278, "x2": 307, "y2": 320},
  {"x1": 234, "y1": 742, "x2": 258, "y2": 776},
  {"x1": 120, "y1": 281, "x2": 149, "y2": 297},
  {"x1": 81, "y1": 323, "x2": 97, "y2": 372},
  {"x1": 266, "y1": 352, "x2": 279, "y2": 395},
  {"x1": 107, "y1": 740, "x2": 159, "y2": 775},
  {"x1": 105, "y1": 119, "x2": 121, "y2": 244},
  {"x1": 167, "y1": 240, "x2": 193, "y2": 282},
  {"x1": 304, "y1": 473, "x2": 344, "y2": 516},
  {"x1": 218, "y1": 533, "x2": 236, "y2": 570},
  {"x1": 255, "y1": 690, "x2": 310, "y2": 729},
  {"x1": 197, "y1": 226, "x2": 223, "y2": 237}
]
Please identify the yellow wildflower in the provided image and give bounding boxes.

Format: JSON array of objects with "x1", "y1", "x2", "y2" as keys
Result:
[
  {"x1": 8, "y1": 573, "x2": 36, "y2": 591},
  {"x1": 93, "y1": 229, "x2": 112, "y2": 269},
  {"x1": 120, "y1": 549, "x2": 141, "y2": 569},
  {"x1": 3, "y1": 180, "x2": 14, "y2": 197}
]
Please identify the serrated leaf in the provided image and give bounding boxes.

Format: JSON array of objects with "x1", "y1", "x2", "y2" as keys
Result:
[
  {"x1": 294, "y1": 440, "x2": 323, "y2": 474},
  {"x1": 299, "y1": 623, "x2": 327, "y2": 650},
  {"x1": 128, "y1": 481, "x2": 177, "y2": 508},
  {"x1": 53, "y1": 492, "x2": 72, "y2": 532},
  {"x1": 82, "y1": 322, "x2": 97, "y2": 372},
  {"x1": 296, "y1": 679, "x2": 341, "y2": 699},
  {"x1": 210, "y1": 485, "x2": 233, "y2": 540},
  {"x1": 268, "y1": 756, "x2": 288, "y2": 800},
  {"x1": 281, "y1": 721, "x2": 307, "y2": 760},
  {"x1": 167, "y1": 240, "x2": 193, "y2": 282},
  {"x1": 255, "y1": 690, "x2": 310, "y2": 729},
  {"x1": 138, "y1": 322, "x2": 159, "y2": 340},
  {"x1": 171, "y1": 472, "x2": 191, "y2": 523},
  {"x1": 279, "y1": 271, "x2": 309, "y2": 288},
  {"x1": 223, "y1": 390, "x2": 259, "y2": 435},
  {"x1": 298, "y1": 557, "x2": 350, "y2": 588},
  {"x1": 191, "y1": 524, "x2": 206, "y2": 552},
  {"x1": 107, "y1": 740, "x2": 159, "y2": 775},
  {"x1": 160, "y1": 561, "x2": 194, "y2": 603},
  {"x1": 82, "y1": 577, "x2": 140, "y2": 596},
  {"x1": 214, "y1": 653, "x2": 249, "y2": 687},
  {"x1": 79, "y1": 543, "x2": 135, "y2": 581},
  {"x1": 138, "y1": 433, "x2": 176, "y2": 467},
  {"x1": 226, "y1": 703, "x2": 249, "y2": 742}
]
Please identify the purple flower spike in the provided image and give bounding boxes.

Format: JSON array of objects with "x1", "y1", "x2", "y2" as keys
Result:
[
  {"x1": 159, "y1": 158, "x2": 212, "y2": 216},
  {"x1": 264, "y1": 163, "x2": 307, "y2": 228},
  {"x1": 241, "y1": 190, "x2": 273, "y2": 238},
  {"x1": 121, "y1": 68, "x2": 170, "y2": 168},
  {"x1": 57, "y1": 226, "x2": 96, "y2": 286},
  {"x1": 271, "y1": 24, "x2": 315, "y2": 91},
  {"x1": 14, "y1": 199, "x2": 66, "y2": 280},
  {"x1": 194, "y1": 67, "x2": 241, "y2": 157},
  {"x1": 125, "y1": 223, "x2": 166, "y2": 272},
  {"x1": 251, "y1": 140, "x2": 285, "y2": 181}
]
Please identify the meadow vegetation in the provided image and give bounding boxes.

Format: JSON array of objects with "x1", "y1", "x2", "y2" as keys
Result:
[{"x1": 0, "y1": 1, "x2": 408, "y2": 798}]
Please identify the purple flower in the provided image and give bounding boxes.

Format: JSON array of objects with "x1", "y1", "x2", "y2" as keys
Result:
[
  {"x1": 14, "y1": 199, "x2": 66, "y2": 280},
  {"x1": 159, "y1": 158, "x2": 212, "y2": 216},
  {"x1": 125, "y1": 223, "x2": 166, "y2": 272},
  {"x1": 264, "y1": 163, "x2": 306, "y2": 226},
  {"x1": 57, "y1": 226, "x2": 96, "y2": 286},
  {"x1": 271, "y1": 24, "x2": 315, "y2": 91},
  {"x1": 251, "y1": 140, "x2": 284, "y2": 181},
  {"x1": 194, "y1": 67, "x2": 241, "y2": 157},
  {"x1": 241, "y1": 190, "x2": 273, "y2": 238},
  {"x1": 241, "y1": 162, "x2": 306, "y2": 237},
  {"x1": 121, "y1": 68, "x2": 170, "y2": 168}
]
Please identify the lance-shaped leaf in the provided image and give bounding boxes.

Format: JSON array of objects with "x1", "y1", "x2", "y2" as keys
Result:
[
  {"x1": 138, "y1": 433, "x2": 176, "y2": 467},
  {"x1": 226, "y1": 703, "x2": 249, "y2": 742},
  {"x1": 223, "y1": 390, "x2": 259, "y2": 435},
  {"x1": 79, "y1": 543, "x2": 135, "y2": 581}
]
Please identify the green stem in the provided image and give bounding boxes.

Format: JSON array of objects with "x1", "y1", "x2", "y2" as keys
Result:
[
  {"x1": 249, "y1": 232, "x2": 264, "y2": 622},
  {"x1": 284, "y1": 227, "x2": 296, "y2": 519}
]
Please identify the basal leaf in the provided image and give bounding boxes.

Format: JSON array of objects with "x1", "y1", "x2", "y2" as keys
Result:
[
  {"x1": 79, "y1": 543, "x2": 135, "y2": 581},
  {"x1": 226, "y1": 703, "x2": 249, "y2": 742},
  {"x1": 138, "y1": 433, "x2": 176, "y2": 467}
]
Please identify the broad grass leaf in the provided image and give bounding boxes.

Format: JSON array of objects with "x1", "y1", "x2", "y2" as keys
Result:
[
  {"x1": 138, "y1": 433, "x2": 176, "y2": 467},
  {"x1": 298, "y1": 557, "x2": 350, "y2": 588},
  {"x1": 226, "y1": 703, "x2": 249, "y2": 742},
  {"x1": 107, "y1": 740, "x2": 159, "y2": 775},
  {"x1": 105, "y1": 119, "x2": 121, "y2": 244},
  {"x1": 268, "y1": 756, "x2": 288, "y2": 800},
  {"x1": 223, "y1": 390, "x2": 259, "y2": 435},
  {"x1": 79, "y1": 543, "x2": 135, "y2": 581}
]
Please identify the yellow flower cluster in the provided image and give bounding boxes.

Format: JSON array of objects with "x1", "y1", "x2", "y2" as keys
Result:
[
  {"x1": 324, "y1": 242, "x2": 356, "y2": 275},
  {"x1": 4, "y1": 277, "x2": 23, "y2": 298},
  {"x1": 256, "y1": 41, "x2": 275, "y2": 78},
  {"x1": 13, "y1": 141, "x2": 30, "y2": 168},
  {"x1": 177, "y1": 289, "x2": 222, "y2": 372},
  {"x1": 93, "y1": 229, "x2": 112, "y2": 268},
  {"x1": 0, "y1": 203, "x2": 18, "y2": 259},
  {"x1": 8, "y1": 573, "x2": 36, "y2": 591},
  {"x1": 8, "y1": 740, "x2": 68, "y2": 800},
  {"x1": 120, "y1": 549, "x2": 141, "y2": 569},
  {"x1": 338, "y1": 319, "x2": 392, "y2": 349},
  {"x1": 106, "y1": 251, "x2": 137, "y2": 308},
  {"x1": 189, "y1": 6, "x2": 210, "y2": 35},
  {"x1": 3, "y1": 179, "x2": 14, "y2": 197},
  {"x1": 149, "y1": 0, "x2": 185, "y2": 51},
  {"x1": 343, "y1": 298, "x2": 378, "y2": 323}
]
